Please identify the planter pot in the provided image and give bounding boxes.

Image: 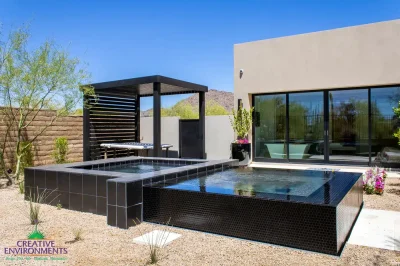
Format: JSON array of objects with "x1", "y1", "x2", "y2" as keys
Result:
[{"x1": 231, "y1": 143, "x2": 251, "y2": 166}]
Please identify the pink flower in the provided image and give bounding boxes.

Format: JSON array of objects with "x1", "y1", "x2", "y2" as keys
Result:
[{"x1": 236, "y1": 138, "x2": 249, "y2": 144}]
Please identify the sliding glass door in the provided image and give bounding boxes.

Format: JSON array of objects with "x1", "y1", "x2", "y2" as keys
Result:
[
  {"x1": 254, "y1": 94, "x2": 287, "y2": 160},
  {"x1": 253, "y1": 86, "x2": 399, "y2": 166},
  {"x1": 288, "y1": 92, "x2": 324, "y2": 161},
  {"x1": 371, "y1": 87, "x2": 400, "y2": 167},
  {"x1": 328, "y1": 89, "x2": 369, "y2": 164}
]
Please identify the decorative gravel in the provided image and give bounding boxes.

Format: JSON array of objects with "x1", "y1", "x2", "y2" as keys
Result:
[
  {"x1": 0, "y1": 185, "x2": 399, "y2": 266},
  {"x1": 363, "y1": 178, "x2": 400, "y2": 212}
]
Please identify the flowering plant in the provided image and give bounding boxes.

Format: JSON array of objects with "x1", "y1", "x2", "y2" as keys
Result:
[
  {"x1": 236, "y1": 138, "x2": 249, "y2": 144},
  {"x1": 362, "y1": 167, "x2": 387, "y2": 195}
]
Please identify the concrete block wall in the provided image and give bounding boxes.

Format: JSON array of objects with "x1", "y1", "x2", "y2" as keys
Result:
[{"x1": 0, "y1": 108, "x2": 83, "y2": 167}]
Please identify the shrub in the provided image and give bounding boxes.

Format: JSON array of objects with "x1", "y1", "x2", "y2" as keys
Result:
[
  {"x1": 394, "y1": 101, "x2": 400, "y2": 144},
  {"x1": 18, "y1": 181, "x2": 25, "y2": 194},
  {"x1": 72, "y1": 228, "x2": 83, "y2": 241},
  {"x1": 19, "y1": 141, "x2": 34, "y2": 172},
  {"x1": 25, "y1": 188, "x2": 56, "y2": 225},
  {"x1": 56, "y1": 203, "x2": 62, "y2": 210},
  {"x1": 363, "y1": 167, "x2": 387, "y2": 195},
  {"x1": 52, "y1": 137, "x2": 69, "y2": 164},
  {"x1": 230, "y1": 105, "x2": 253, "y2": 142}
]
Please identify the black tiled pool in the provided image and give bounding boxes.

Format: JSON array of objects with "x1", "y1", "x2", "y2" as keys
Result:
[
  {"x1": 165, "y1": 168, "x2": 333, "y2": 198},
  {"x1": 24, "y1": 157, "x2": 362, "y2": 256},
  {"x1": 101, "y1": 163, "x2": 177, "y2": 174},
  {"x1": 144, "y1": 167, "x2": 363, "y2": 255}
]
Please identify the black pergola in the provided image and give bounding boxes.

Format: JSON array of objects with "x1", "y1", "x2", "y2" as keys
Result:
[{"x1": 83, "y1": 75, "x2": 208, "y2": 161}]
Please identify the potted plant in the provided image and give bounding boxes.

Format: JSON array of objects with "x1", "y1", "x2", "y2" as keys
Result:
[{"x1": 230, "y1": 105, "x2": 254, "y2": 165}]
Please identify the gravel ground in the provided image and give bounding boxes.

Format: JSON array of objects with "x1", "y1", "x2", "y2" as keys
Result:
[
  {"x1": 1, "y1": 184, "x2": 399, "y2": 266},
  {"x1": 363, "y1": 178, "x2": 400, "y2": 211}
]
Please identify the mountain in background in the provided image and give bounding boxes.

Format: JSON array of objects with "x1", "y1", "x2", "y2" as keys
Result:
[{"x1": 140, "y1": 89, "x2": 234, "y2": 117}]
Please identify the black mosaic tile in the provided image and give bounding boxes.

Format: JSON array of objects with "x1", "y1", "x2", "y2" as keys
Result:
[
  {"x1": 117, "y1": 207, "x2": 127, "y2": 229},
  {"x1": 44, "y1": 190, "x2": 59, "y2": 206},
  {"x1": 83, "y1": 174, "x2": 97, "y2": 196},
  {"x1": 46, "y1": 171, "x2": 58, "y2": 190},
  {"x1": 97, "y1": 175, "x2": 109, "y2": 197},
  {"x1": 164, "y1": 173, "x2": 177, "y2": 181},
  {"x1": 57, "y1": 172, "x2": 69, "y2": 192},
  {"x1": 117, "y1": 183, "x2": 126, "y2": 207},
  {"x1": 97, "y1": 197, "x2": 107, "y2": 216},
  {"x1": 58, "y1": 191, "x2": 70, "y2": 209},
  {"x1": 143, "y1": 169, "x2": 363, "y2": 256},
  {"x1": 34, "y1": 170, "x2": 46, "y2": 188},
  {"x1": 151, "y1": 175, "x2": 164, "y2": 184},
  {"x1": 214, "y1": 164, "x2": 222, "y2": 171},
  {"x1": 127, "y1": 204, "x2": 142, "y2": 227},
  {"x1": 126, "y1": 181, "x2": 142, "y2": 207},
  {"x1": 188, "y1": 168, "x2": 197, "y2": 175},
  {"x1": 143, "y1": 178, "x2": 152, "y2": 185},
  {"x1": 144, "y1": 187, "x2": 338, "y2": 255},
  {"x1": 336, "y1": 177, "x2": 363, "y2": 253},
  {"x1": 70, "y1": 193, "x2": 82, "y2": 211},
  {"x1": 198, "y1": 167, "x2": 207, "y2": 174},
  {"x1": 24, "y1": 169, "x2": 34, "y2": 187},
  {"x1": 107, "y1": 205, "x2": 116, "y2": 226},
  {"x1": 69, "y1": 173, "x2": 82, "y2": 194},
  {"x1": 177, "y1": 170, "x2": 188, "y2": 178},
  {"x1": 22, "y1": 157, "x2": 237, "y2": 233},
  {"x1": 207, "y1": 169, "x2": 215, "y2": 176},
  {"x1": 83, "y1": 195, "x2": 97, "y2": 214},
  {"x1": 207, "y1": 165, "x2": 215, "y2": 171},
  {"x1": 107, "y1": 181, "x2": 116, "y2": 206}
]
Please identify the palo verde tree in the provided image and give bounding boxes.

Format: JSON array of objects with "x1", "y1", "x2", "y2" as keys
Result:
[{"x1": 0, "y1": 25, "x2": 95, "y2": 186}]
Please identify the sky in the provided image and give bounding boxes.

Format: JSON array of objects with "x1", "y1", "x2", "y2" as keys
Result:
[{"x1": 1, "y1": 0, "x2": 399, "y2": 110}]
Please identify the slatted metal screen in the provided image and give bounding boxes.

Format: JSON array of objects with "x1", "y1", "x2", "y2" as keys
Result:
[{"x1": 84, "y1": 91, "x2": 138, "y2": 160}]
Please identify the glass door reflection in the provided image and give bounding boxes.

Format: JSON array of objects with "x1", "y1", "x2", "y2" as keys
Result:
[
  {"x1": 328, "y1": 89, "x2": 369, "y2": 164},
  {"x1": 288, "y1": 92, "x2": 324, "y2": 161},
  {"x1": 254, "y1": 94, "x2": 287, "y2": 159}
]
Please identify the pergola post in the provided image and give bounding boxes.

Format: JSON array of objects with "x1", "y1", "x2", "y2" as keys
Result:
[
  {"x1": 199, "y1": 91, "x2": 206, "y2": 159},
  {"x1": 153, "y1": 82, "x2": 162, "y2": 157}
]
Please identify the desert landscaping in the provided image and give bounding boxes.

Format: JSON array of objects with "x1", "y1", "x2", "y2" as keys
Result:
[{"x1": 1, "y1": 180, "x2": 399, "y2": 266}]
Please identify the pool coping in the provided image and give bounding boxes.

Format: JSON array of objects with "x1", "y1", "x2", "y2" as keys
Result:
[
  {"x1": 24, "y1": 156, "x2": 239, "y2": 229},
  {"x1": 27, "y1": 156, "x2": 237, "y2": 183}
]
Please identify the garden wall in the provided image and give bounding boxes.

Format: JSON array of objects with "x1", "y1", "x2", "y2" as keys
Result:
[
  {"x1": 1, "y1": 111, "x2": 233, "y2": 168},
  {"x1": 140, "y1": 115, "x2": 234, "y2": 159},
  {"x1": 0, "y1": 108, "x2": 83, "y2": 167}
]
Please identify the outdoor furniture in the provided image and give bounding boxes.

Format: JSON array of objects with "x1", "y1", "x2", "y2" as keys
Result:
[{"x1": 100, "y1": 142, "x2": 173, "y2": 158}]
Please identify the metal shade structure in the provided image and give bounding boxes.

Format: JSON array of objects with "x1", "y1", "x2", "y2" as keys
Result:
[{"x1": 83, "y1": 75, "x2": 208, "y2": 161}]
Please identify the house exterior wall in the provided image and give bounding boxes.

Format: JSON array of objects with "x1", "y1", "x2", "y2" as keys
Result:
[{"x1": 234, "y1": 20, "x2": 400, "y2": 145}]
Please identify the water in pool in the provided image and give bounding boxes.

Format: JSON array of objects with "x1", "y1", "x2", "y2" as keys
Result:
[
  {"x1": 101, "y1": 163, "x2": 176, "y2": 174},
  {"x1": 166, "y1": 168, "x2": 333, "y2": 198}
]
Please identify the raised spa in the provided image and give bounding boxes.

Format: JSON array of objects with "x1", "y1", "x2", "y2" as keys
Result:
[
  {"x1": 24, "y1": 157, "x2": 362, "y2": 256},
  {"x1": 144, "y1": 167, "x2": 363, "y2": 255}
]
